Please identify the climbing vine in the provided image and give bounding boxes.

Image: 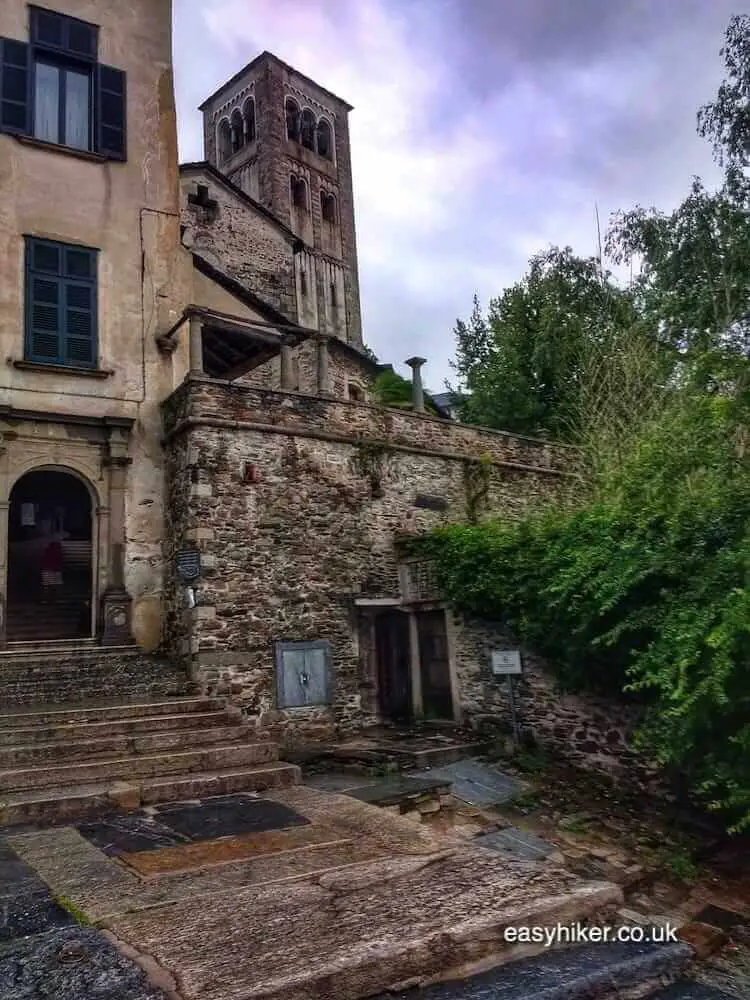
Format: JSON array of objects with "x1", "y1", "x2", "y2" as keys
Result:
[
  {"x1": 350, "y1": 439, "x2": 390, "y2": 498},
  {"x1": 462, "y1": 453, "x2": 493, "y2": 522}
]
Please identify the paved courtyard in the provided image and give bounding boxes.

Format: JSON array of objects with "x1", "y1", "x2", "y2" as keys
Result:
[{"x1": 1, "y1": 784, "x2": 622, "y2": 999}]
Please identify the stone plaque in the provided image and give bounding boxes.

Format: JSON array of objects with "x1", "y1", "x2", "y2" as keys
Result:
[
  {"x1": 491, "y1": 649, "x2": 523, "y2": 675},
  {"x1": 176, "y1": 548, "x2": 201, "y2": 582},
  {"x1": 414, "y1": 494, "x2": 448, "y2": 512}
]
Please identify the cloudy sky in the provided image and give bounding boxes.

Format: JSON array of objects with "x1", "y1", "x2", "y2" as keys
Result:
[{"x1": 173, "y1": 0, "x2": 736, "y2": 391}]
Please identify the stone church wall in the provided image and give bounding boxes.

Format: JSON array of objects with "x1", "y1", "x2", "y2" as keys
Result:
[{"x1": 162, "y1": 377, "x2": 576, "y2": 746}]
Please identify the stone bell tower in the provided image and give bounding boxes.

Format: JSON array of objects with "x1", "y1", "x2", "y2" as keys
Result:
[{"x1": 198, "y1": 51, "x2": 363, "y2": 351}]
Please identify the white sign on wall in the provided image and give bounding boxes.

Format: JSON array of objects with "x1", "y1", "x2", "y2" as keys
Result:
[{"x1": 491, "y1": 649, "x2": 523, "y2": 675}]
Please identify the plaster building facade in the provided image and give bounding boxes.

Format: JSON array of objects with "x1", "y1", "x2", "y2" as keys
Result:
[{"x1": 0, "y1": 1, "x2": 638, "y2": 787}]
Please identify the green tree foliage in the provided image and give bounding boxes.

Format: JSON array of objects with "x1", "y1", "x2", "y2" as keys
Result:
[
  {"x1": 372, "y1": 369, "x2": 440, "y2": 415},
  {"x1": 412, "y1": 17, "x2": 750, "y2": 832},
  {"x1": 405, "y1": 388, "x2": 750, "y2": 831},
  {"x1": 452, "y1": 248, "x2": 638, "y2": 440}
]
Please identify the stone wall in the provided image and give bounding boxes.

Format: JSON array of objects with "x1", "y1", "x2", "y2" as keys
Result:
[
  {"x1": 162, "y1": 377, "x2": 575, "y2": 745},
  {"x1": 451, "y1": 617, "x2": 658, "y2": 789},
  {"x1": 181, "y1": 169, "x2": 298, "y2": 322}
]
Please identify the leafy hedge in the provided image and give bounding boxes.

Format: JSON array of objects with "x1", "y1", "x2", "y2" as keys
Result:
[{"x1": 401, "y1": 392, "x2": 750, "y2": 832}]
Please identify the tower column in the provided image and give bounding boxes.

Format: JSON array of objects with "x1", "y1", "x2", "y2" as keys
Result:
[
  {"x1": 280, "y1": 336, "x2": 295, "y2": 391},
  {"x1": 316, "y1": 334, "x2": 331, "y2": 396},
  {"x1": 101, "y1": 428, "x2": 135, "y2": 646}
]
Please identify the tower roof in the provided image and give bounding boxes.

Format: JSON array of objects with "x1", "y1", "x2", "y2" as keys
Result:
[{"x1": 198, "y1": 50, "x2": 353, "y2": 113}]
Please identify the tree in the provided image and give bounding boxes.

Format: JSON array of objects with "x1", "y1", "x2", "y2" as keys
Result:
[
  {"x1": 697, "y1": 14, "x2": 750, "y2": 170},
  {"x1": 451, "y1": 248, "x2": 639, "y2": 440},
  {"x1": 371, "y1": 369, "x2": 441, "y2": 415}
]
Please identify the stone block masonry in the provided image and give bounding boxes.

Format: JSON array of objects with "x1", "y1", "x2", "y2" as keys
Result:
[{"x1": 162, "y1": 377, "x2": 577, "y2": 747}]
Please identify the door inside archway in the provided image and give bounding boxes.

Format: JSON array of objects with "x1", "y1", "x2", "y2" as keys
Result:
[{"x1": 7, "y1": 470, "x2": 94, "y2": 642}]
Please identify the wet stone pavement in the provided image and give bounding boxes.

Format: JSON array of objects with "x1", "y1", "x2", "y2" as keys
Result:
[{"x1": 0, "y1": 840, "x2": 168, "y2": 1000}]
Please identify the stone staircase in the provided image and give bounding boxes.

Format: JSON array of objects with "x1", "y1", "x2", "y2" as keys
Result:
[
  {"x1": 0, "y1": 644, "x2": 300, "y2": 826},
  {"x1": 0, "y1": 695, "x2": 300, "y2": 826}
]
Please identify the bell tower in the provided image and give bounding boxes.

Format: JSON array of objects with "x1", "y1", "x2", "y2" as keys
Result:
[{"x1": 198, "y1": 51, "x2": 363, "y2": 351}]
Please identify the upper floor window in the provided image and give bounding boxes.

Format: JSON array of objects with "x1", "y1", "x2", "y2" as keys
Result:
[
  {"x1": 316, "y1": 118, "x2": 332, "y2": 159},
  {"x1": 230, "y1": 109, "x2": 243, "y2": 154},
  {"x1": 320, "y1": 191, "x2": 337, "y2": 224},
  {"x1": 0, "y1": 7, "x2": 126, "y2": 160},
  {"x1": 243, "y1": 97, "x2": 255, "y2": 143},
  {"x1": 218, "y1": 117, "x2": 232, "y2": 164},
  {"x1": 290, "y1": 174, "x2": 308, "y2": 210},
  {"x1": 285, "y1": 98, "x2": 299, "y2": 141},
  {"x1": 25, "y1": 237, "x2": 98, "y2": 369},
  {"x1": 285, "y1": 96, "x2": 334, "y2": 160}
]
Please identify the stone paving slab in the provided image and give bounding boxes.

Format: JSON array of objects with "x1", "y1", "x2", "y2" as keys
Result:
[
  {"x1": 373, "y1": 940, "x2": 693, "y2": 999},
  {"x1": 473, "y1": 826, "x2": 557, "y2": 862},
  {"x1": 0, "y1": 926, "x2": 169, "y2": 1000},
  {"x1": 105, "y1": 849, "x2": 621, "y2": 1000},
  {"x1": 408, "y1": 758, "x2": 524, "y2": 806}
]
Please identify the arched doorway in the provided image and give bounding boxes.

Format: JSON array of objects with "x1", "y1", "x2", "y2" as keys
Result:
[{"x1": 7, "y1": 470, "x2": 94, "y2": 642}]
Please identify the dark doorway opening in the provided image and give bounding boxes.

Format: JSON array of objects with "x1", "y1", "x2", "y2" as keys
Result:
[
  {"x1": 417, "y1": 610, "x2": 453, "y2": 720},
  {"x1": 7, "y1": 470, "x2": 93, "y2": 642},
  {"x1": 375, "y1": 610, "x2": 412, "y2": 722}
]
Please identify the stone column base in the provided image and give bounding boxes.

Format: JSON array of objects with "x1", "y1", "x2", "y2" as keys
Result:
[{"x1": 100, "y1": 588, "x2": 135, "y2": 646}]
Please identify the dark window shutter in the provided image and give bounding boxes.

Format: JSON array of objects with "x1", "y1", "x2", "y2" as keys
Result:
[
  {"x1": 25, "y1": 239, "x2": 97, "y2": 368},
  {"x1": 0, "y1": 38, "x2": 31, "y2": 136},
  {"x1": 64, "y1": 282, "x2": 95, "y2": 366},
  {"x1": 27, "y1": 271, "x2": 62, "y2": 363},
  {"x1": 96, "y1": 64, "x2": 126, "y2": 160}
]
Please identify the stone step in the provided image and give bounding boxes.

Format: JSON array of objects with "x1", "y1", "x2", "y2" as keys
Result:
[
  {"x1": 0, "y1": 742, "x2": 279, "y2": 791},
  {"x1": 372, "y1": 940, "x2": 694, "y2": 1000},
  {"x1": 0, "y1": 710, "x2": 232, "y2": 746},
  {"x1": 0, "y1": 763, "x2": 302, "y2": 826},
  {"x1": 0, "y1": 725, "x2": 257, "y2": 766},
  {"x1": 0, "y1": 696, "x2": 223, "y2": 729}
]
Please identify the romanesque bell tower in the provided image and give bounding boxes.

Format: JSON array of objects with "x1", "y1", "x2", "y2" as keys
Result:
[{"x1": 198, "y1": 51, "x2": 363, "y2": 351}]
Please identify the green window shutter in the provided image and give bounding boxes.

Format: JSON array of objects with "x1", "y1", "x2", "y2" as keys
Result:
[
  {"x1": 0, "y1": 38, "x2": 31, "y2": 136},
  {"x1": 96, "y1": 64, "x2": 126, "y2": 160},
  {"x1": 25, "y1": 239, "x2": 97, "y2": 368}
]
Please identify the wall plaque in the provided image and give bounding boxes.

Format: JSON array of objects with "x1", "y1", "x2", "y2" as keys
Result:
[
  {"x1": 176, "y1": 548, "x2": 201, "y2": 582},
  {"x1": 414, "y1": 494, "x2": 448, "y2": 512},
  {"x1": 491, "y1": 650, "x2": 523, "y2": 675}
]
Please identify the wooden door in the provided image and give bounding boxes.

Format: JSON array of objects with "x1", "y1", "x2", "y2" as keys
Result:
[
  {"x1": 417, "y1": 610, "x2": 453, "y2": 720},
  {"x1": 375, "y1": 611, "x2": 412, "y2": 722}
]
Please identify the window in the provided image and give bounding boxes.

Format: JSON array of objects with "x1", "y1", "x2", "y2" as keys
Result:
[
  {"x1": 230, "y1": 109, "x2": 243, "y2": 154},
  {"x1": 25, "y1": 237, "x2": 98, "y2": 368},
  {"x1": 300, "y1": 268, "x2": 308, "y2": 297},
  {"x1": 316, "y1": 118, "x2": 332, "y2": 159},
  {"x1": 218, "y1": 118, "x2": 231, "y2": 164},
  {"x1": 290, "y1": 174, "x2": 308, "y2": 210},
  {"x1": 0, "y1": 7, "x2": 126, "y2": 159},
  {"x1": 243, "y1": 97, "x2": 255, "y2": 143},
  {"x1": 299, "y1": 108, "x2": 315, "y2": 150},
  {"x1": 285, "y1": 98, "x2": 299, "y2": 141},
  {"x1": 321, "y1": 191, "x2": 337, "y2": 223}
]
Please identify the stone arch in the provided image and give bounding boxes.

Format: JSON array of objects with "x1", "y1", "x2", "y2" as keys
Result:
[
  {"x1": 6, "y1": 465, "x2": 100, "y2": 641},
  {"x1": 285, "y1": 97, "x2": 300, "y2": 141},
  {"x1": 316, "y1": 117, "x2": 332, "y2": 158},
  {"x1": 320, "y1": 190, "x2": 337, "y2": 224},
  {"x1": 243, "y1": 97, "x2": 256, "y2": 142},
  {"x1": 217, "y1": 117, "x2": 232, "y2": 164},
  {"x1": 230, "y1": 109, "x2": 244, "y2": 154},
  {"x1": 290, "y1": 174, "x2": 308, "y2": 210},
  {"x1": 300, "y1": 108, "x2": 316, "y2": 150}
]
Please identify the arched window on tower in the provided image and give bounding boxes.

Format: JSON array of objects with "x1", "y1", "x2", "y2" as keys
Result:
[
  {"x1": 300, "y1": 109, "x2": 316, "y2": 150},
  {"x1": 290, "y1": 174, "x2": 308, "y2": 210},
  {"x1": 243, "y1": 98, "x2": 256, "y2": 143},
  {"x1": 286, "y1": 98, "x2": 300, "y2": 141},
  {"x1": 316, "y1": 118, "x2": 332, "y2": 159},
  {"x1": 218, "y1": 118, "x2": 232, "y2": 164},
  {"x1": 230, "y1": 110, "x2": 243, "y2": 154},
  {"x1": 320, "y1": 191, "x2": 337, "y2": 224}
]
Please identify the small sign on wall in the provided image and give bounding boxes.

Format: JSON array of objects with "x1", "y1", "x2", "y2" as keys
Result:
[{"x1": 491, "y1": 649, "x2": 522, "y2": 675}]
